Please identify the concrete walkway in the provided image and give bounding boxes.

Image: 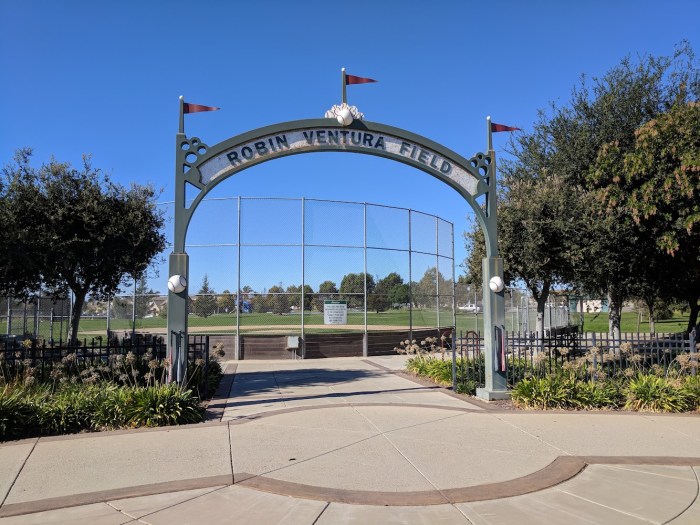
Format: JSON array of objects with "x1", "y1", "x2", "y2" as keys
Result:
[{"x1": 0, "y1": 355, "x2": 698, "y2": 524}]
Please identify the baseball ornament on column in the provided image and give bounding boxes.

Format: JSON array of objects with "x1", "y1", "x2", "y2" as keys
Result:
[
  {"x1": 489, "y1": 276, "x2": 504, "y2": 293},
  {"x1": 168, "y1": 275, "x2": 187, "y2": 294}
]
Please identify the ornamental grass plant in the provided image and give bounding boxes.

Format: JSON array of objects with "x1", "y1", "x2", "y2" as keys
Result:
[
  {"x1": 405, "y1": 337, "x2": 699, "y2": 413},
  {"x1": 0, "y1": 341, "x2": 226, "y2": 441}
]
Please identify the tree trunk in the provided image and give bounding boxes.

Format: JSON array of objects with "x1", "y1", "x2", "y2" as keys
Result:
[
  {"x1": 536, "y1": 296, "x2": 547, "y2": 340},
  {"x1": 687, "y1": 299, "x2": 699, "y2": 334},
  {"x1": 643, "y1": 297, "x2": 656, "y2": 334},
  {"x1": 608, "y1": 292, "x2": 622, "y2": 341},
  {"x1": 532, "y1": 280, "x2": 551, "y2": 342},
  {"x1": 69, "y1": 290, "x2": 87, "y2": 346}
]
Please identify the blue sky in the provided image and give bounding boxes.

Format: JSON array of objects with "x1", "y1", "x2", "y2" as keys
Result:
[{"x1": 2, "y1": 1, "x2": 698, "y2": 294}]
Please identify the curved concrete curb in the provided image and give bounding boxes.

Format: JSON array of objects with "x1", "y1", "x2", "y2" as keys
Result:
[
  {"x1": 238, "y1": 455, "x2": 587, "y2": 506},
  {"x1": 3, "y1": 456, "x2": 700, "y2": 517}
]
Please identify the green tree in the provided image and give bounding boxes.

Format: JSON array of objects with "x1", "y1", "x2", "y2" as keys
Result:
[
  {"x1": 267, "y1": 284, "x2": 289, "y2": 314},
  {"x1": 134, "y1": 277, "x2": 157, "y2": 318},
  {"x1": 594, "y1": 101, "x2": 700, "y2": 331},
  {"x1": 370, "y1": 272, "x2": 405, "y2": 313},
  {"x1": 339, "y1": 273, "x2": 374, "y2": 308},
  {"x1": 478, "y1": 44, "x2": 699, "y2": 338},
  {"x1": 371, "y1": 272, "x2": 409, "y2": 312},
  {"x1": 312, "y1": 280, "x2": 338, "y2": 311},
  {"x1": 218, "y1": 289, "x2": 236, "y2": 313},
  {"x1": 1, "y1": 150, "x2": 166, "y2": 343},
  {"x1": 388, "y1": 283, "x2": 410, "y2": 306},
  {"x1": 484, "y1": 175, "x2": 585, "y2": 336},
  {"x1": 285, "y1": 284, "x2": 314, "y2": 310},
  {"x1": 192, "y1": 275, "x2": 217, "y2": 318},
  {"x1": 553, "y1": 45, "x2": 698, "y2": 337},
  {"x1": 413, "y1": 267, "x2": 450, "y2": 309}
]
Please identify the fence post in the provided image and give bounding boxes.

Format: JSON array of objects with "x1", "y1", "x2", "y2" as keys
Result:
[
  {"x1": 204, "y1": 335, "x2": 210, "y2": 397},
  {"x1": 106, "y1": 297, "x2": 111, "y2": 339},
  {"x1": 236, "y1": 196, "x2": 241, "y2": 361},
  {"x1": 591, "y1": 332, "x2": 597, "y2": 382},
  {"x1": 49, "y1": 308, "x2": 55, "y2": 344},
  {"x1": 34, "y1": 295, "x2": 40, "y2": 339},
  {"x1": 690, "y1": 328, "x2": 697, "y2": 377},
  {"x1": 131, "y1": 278, "x2": 137, "y2": 340},
  {"x1": 363, "y1": 202, "x2": 368, "y2": 357},
  {"x1": 6, "y1": 298, "x2": 11, "y2": 336}
]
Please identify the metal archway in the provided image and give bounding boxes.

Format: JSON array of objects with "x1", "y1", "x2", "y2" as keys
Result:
[{"x1": 168, "y1": 118, "x2": 507, "y2": 399}]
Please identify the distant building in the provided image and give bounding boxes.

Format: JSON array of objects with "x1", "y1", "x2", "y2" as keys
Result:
[{"x1": 568, "y1": 297, "x2": 609, "y2": 313}]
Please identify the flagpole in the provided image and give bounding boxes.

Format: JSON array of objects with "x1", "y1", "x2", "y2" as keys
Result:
[
  {"x1": 486, "y1": 115, "x2": 493, "y2": 152},
  {"x1": 179, "y1": 96, "x2": 185, "y2": 134},
  {"x1": 341, "y1": 68, "x2": 347, "y2": 105}
]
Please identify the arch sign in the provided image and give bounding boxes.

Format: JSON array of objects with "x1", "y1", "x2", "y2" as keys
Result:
[{"x1": 167, "y1": 100, "x2": 507, "y2": 400}]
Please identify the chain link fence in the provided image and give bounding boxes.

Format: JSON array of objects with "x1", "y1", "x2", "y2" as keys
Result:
[
  {"x1": 3, "y1": 198, "x2": 457, "y2": 342},
  {"x1": 454, "y1": 285, "x2": 572, "y2": 334},
  {"x1": 3, "y1": 198, "x2": 578, "y2": 344},
  {"x1": 167, "y1": 197, "x2": 457, "y2": 340}
]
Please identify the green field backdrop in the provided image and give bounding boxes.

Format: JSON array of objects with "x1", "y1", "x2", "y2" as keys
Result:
[{"x1": 2, "y1": 309, "x2": 692, "y2": 341}]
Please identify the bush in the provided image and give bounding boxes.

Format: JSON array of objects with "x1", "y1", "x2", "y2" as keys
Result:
[
  {"x1": 624, "y1": 375, "x2": 692, "y2": 412},
  {"x1": 406, "y1": 355, "x2": 479, "y2": 395},
  {"x1": 35, "y1": 385, "x2": 100, "y2": 435},
  {"x1": 126, "y1": 384, "x2": 204, "y2": 427},
  {"x1": 569, "y1": 380, "x2": 622, "y2": 409},
  {"x1": 682, "y1": 376, "x2": 700, "y2": 411},
  {"x1": 454, "y1": 379, "x2": 477, "y2": 395},
  {"x1": 0, "y1": 381, "x2": 206, "y2": 441},
  {"x1": 0, "y1": 384, "x2": 36, "y2": 440},
  {"x1": 511, "y1": 376, "x2": 570, "y2": 409}
]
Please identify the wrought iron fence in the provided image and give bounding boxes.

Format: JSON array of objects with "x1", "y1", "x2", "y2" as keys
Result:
[
  {"x1": 450, "y1": 328, "x2": 698, "y2": 389},
  {"x1": 1, "y1": 333, "x2": 214, "y2": 394}
]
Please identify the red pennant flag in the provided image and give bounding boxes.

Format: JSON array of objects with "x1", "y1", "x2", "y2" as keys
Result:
[
  {"x1": 490, "y1": 122, "x2": 521, "y2": 133},
  {"x1": 345, "y1": 74, "x2": 377, "y2": 85},
  {"x1": 183, "y1": 102, "x2": 220, "y2": 114}
]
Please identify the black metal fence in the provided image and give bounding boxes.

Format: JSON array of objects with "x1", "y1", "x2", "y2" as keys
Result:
[
  {"x1": 452, "y1": 327, "x2": 698, "y2": 389},
  {"x1": 0, "y1": 333, "x2": 213, "y2": 394}
]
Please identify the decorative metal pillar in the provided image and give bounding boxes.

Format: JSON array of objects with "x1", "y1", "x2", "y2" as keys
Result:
[
  {"x1": 363, "y1": 202, "x2": 368, "y2": 357},
  {"x1": 476, "y1": 117, "x2": 508, "y2": 400}
]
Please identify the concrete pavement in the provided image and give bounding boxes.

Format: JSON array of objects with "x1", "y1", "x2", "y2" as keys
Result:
[{"x1": 0, "y1": 354, "x2": 698, "y2": 524}]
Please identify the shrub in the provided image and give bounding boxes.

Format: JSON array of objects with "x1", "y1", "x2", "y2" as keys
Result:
[
  {"x1": 0, "y1": 381, "x2": 206, "y2": 441},
  {"x1": 0, "y1": 384, "x2": 36, "y2": 440},
  {"x1": 570, "y1": 380, "x2": 622, "y2": 409},
  {"x1": 91, "y1": 384, "x2": 135, "y2": 429},
  {"x1": 35, "y1": 385, "x2": 99, "y2": 435},
  {"x1": 681, "y1": 375, "x2": 700, "y2": 411},
  {"x1": 624, "y1": 375, "x2": 692, "y2": 412},
  {"x1": 454, "y1": 379, "x2": 477, "y2": 395},
  {"x1": 511, "y1": 376, "x2": 570, "y2": 409},
  {"x1": 126, "y1": 384, "x2": 204, "y2": 427}
]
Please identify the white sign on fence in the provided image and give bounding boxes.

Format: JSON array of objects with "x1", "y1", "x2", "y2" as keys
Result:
[{"x1": 324, "y1": 300, "x2": 347, "y2": 325}]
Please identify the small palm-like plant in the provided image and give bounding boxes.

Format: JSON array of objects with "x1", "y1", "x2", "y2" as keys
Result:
[
  {"x1": 624, "y1": 375, "x2": 692, "y2": 412},
  {"x1": 511, "y1": 376, "x2": 570, "y2": 409},
  {"x1": 126, "y1": 384, "x2": 204, "y2": 427}
]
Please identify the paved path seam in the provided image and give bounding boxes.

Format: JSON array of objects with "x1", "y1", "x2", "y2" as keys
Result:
[
  {"x1": 666, "y1": 466, "x2": 700, "y2": 523},
  {"x1": 226, "y1": 402, "x2": 484, "y2": 426},
  {"x1": 0, "y1": 437, "x2": 38, "y2": 508}
]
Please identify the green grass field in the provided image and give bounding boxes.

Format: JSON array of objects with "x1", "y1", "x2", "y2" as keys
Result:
[
  {"x1": 2, "y1": 309, "x2": 691, "y2": 340},
  {"x1": 581, "y1": 311, "x2": 691, "y2": 333}
]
